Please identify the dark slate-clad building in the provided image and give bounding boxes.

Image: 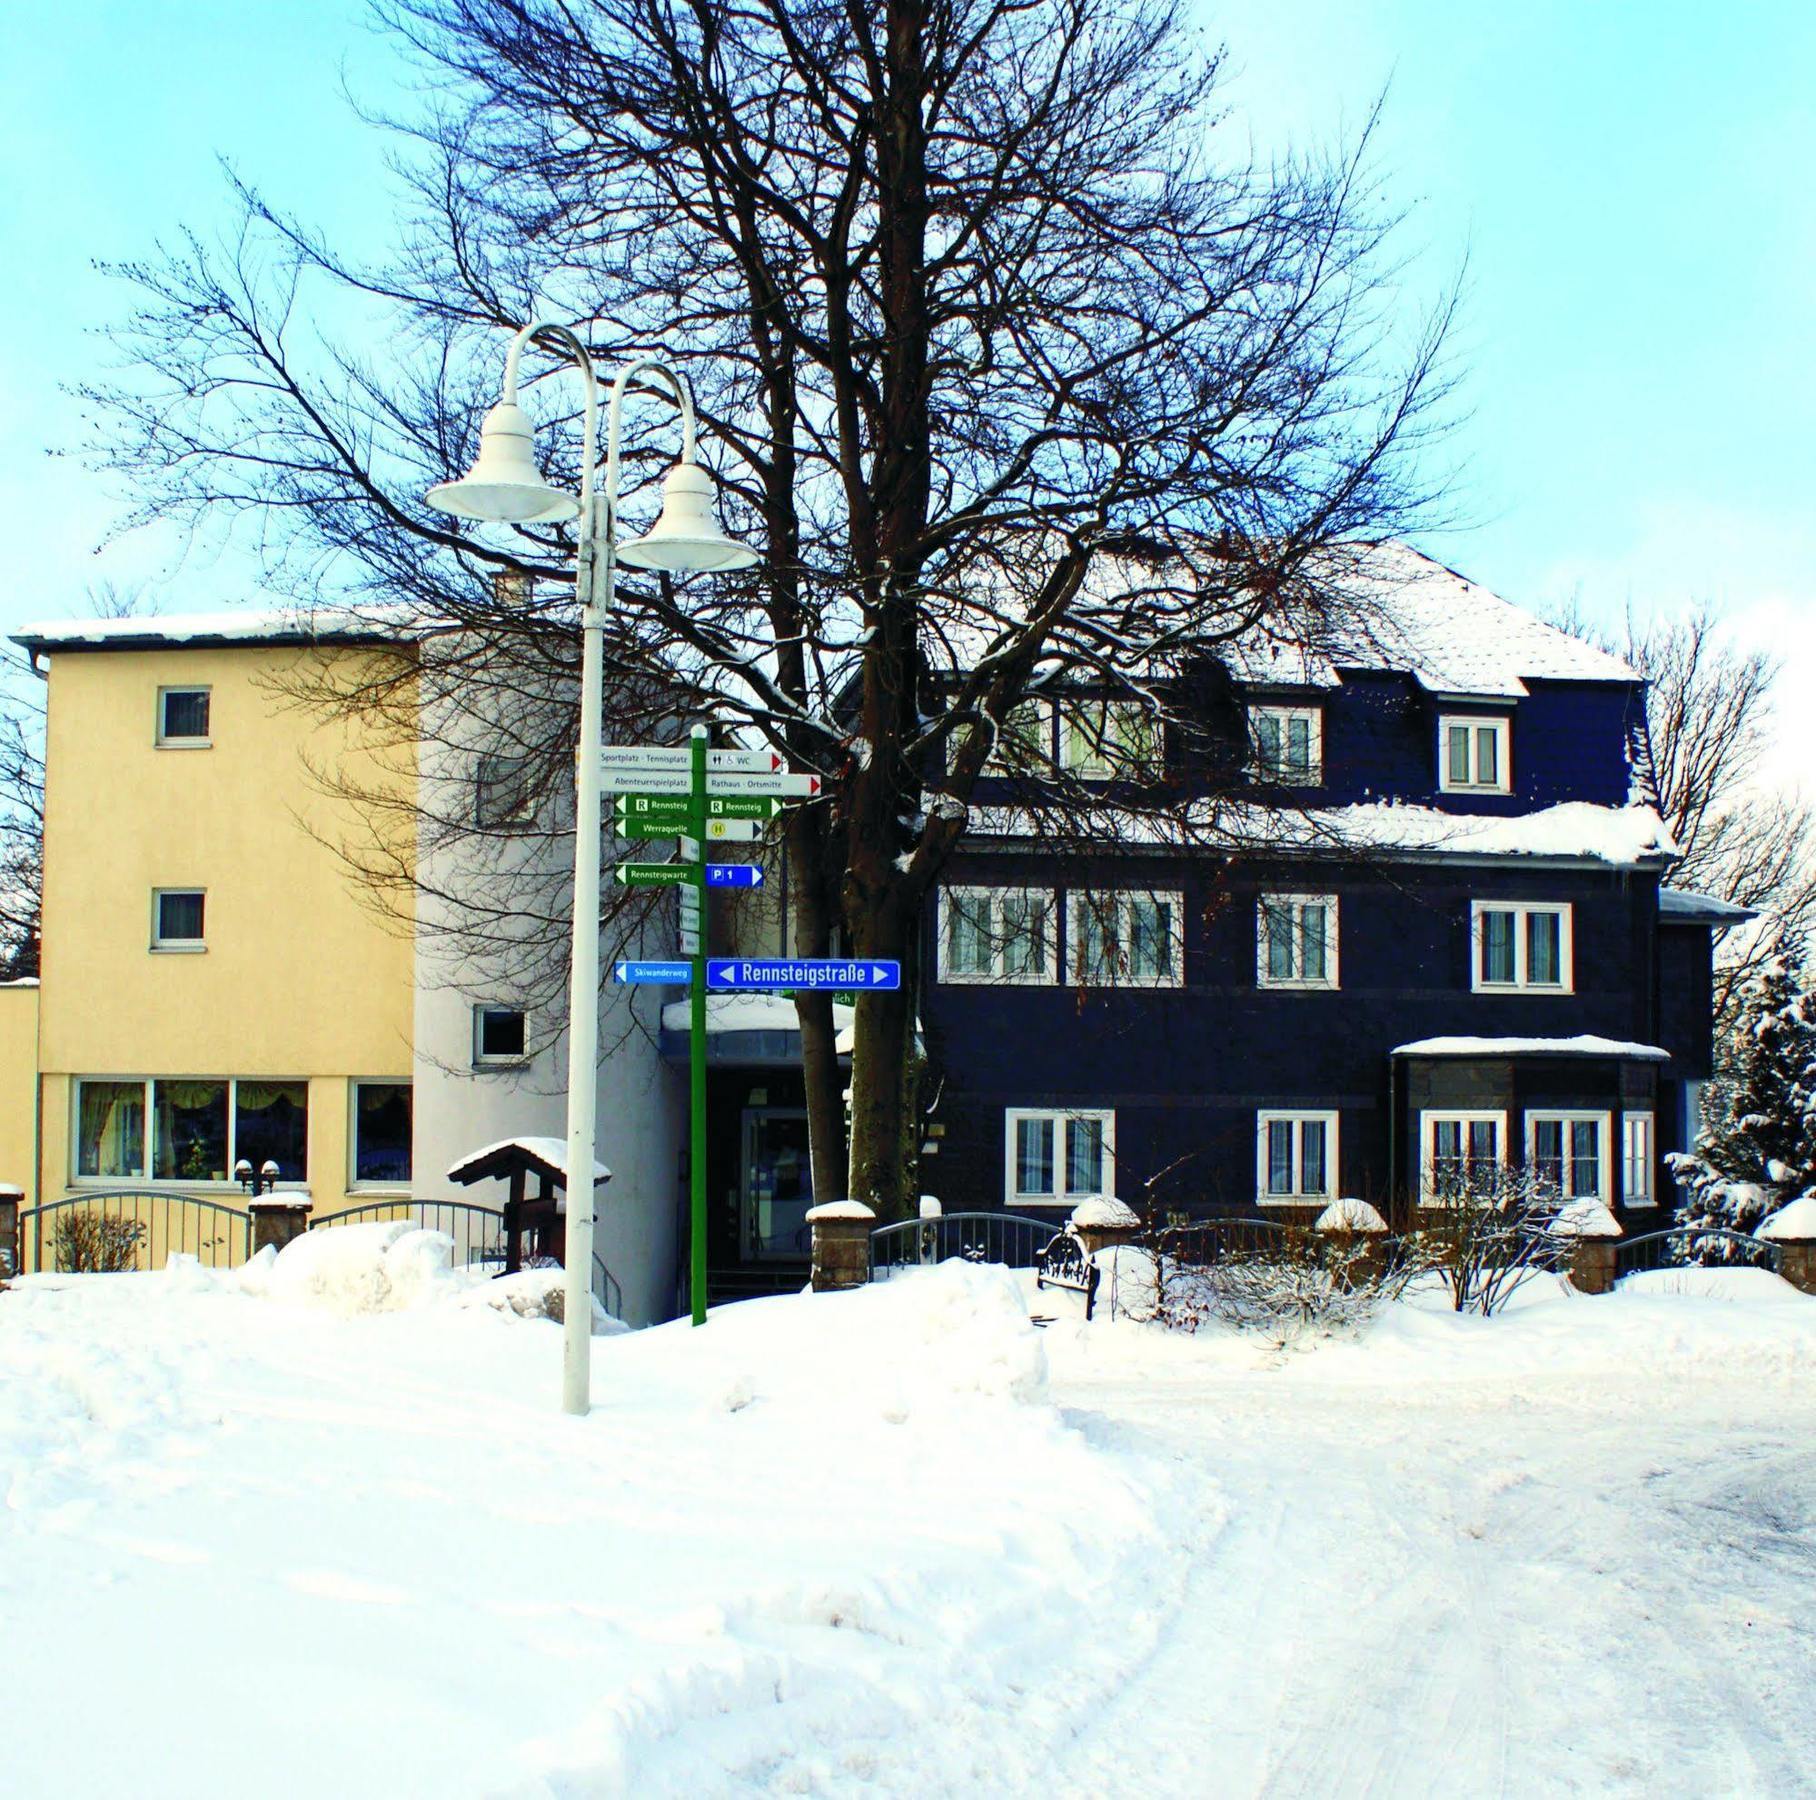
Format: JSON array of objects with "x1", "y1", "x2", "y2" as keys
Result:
[{"x1": 919, "y1": 547, "x2": 1735, "y2": 1228}]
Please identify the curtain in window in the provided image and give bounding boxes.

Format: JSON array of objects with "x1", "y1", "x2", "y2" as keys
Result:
[
  {"x1": 1283, "y1": 715, "x2": 1311, "y2": 778},
  {"x1": 1298, "y1": 905, "x2": 1327, "y2": 982},
  {"x1": 234, "y1": 1081, "x2": 309, "y2": 1180},
  {"x1": 1481, "y1": 911, "x2": 1516, "y2": 983},
  {"x1": 1447, "y1": 725, "x2": 1472, "y2": 784},
  {"x1": 1532, "y1": 1119, "x2": 1564, "y2": 1188},
  {"x1": 1016, "y1": 1117, "x2": 1055, "y2": 1197},
  {"x1": 1000, "y1": 894, "x2": 1047, "y2": 978},
  {"x1": 1130, "y1": 898, "x2": 1171, "y2": 980},
  {"x1": 947, "y1": 895, "x2": 992, "y2": 977},
  {"x1": 1077, "y1": 899, "x2": 1117, "y2": 981},
  {"x1": 77, "y1": 1082, "x2": 144, "y2": 1179},
  {"x1": 1256, "y1": 712, "x2": 1282, "y2": 777},
  {"x1": 1067, "y1": 1117, "x2": 1106, "y2": 1196},
  {"x1": 1569, "y1": 1121, "x2": 1600, "y2": 1198},
  {"x1": 152, "y1": 1081, "x2": 229, "y2": 1181},
  {"x1": 1265, "y1": 902, "x2": 1294, "y2": 979},
  {"x1": 1267, "y1": 1119, "x2": 1294, "y2": 1195},
  {"x1": 354, "y1": 1083, "x2": 412, "y2": 1184},
  {"x1": 1527, "y1": 912, "x2": 1561, "y2": 984},
  {"x1": 1300, "y1": 1120, "x2": 1327, "y2": 1195},
  {"x1": 1475, "y1": 726, "x2": 1499, "y2": 786}
]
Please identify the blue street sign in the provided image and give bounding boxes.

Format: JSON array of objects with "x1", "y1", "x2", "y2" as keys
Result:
[
  {"x1": 706, "y1": 957, "x2": 902, "y2": 991},
  {"x1": 704, "y1": 864, "x2": 766, "y2": 889},
  {"x1": 612, "y1": 960, "x2": 693, "y2": 984}
]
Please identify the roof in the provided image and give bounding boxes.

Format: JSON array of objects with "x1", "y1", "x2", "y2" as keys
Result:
[
  {"x1": 975, "y1": 798, "x2": 1677, "y2": 867},
  {"x1": 1391, "y1": 1034, "x2": 1670, "y2": 1062},
  {"x1": 445, "y1": 1136, "x2": 611, "y2": 1188},
  {"x1": 12, "y1": 602, "x2": 426, "y2": 656},
  {"x1": 1659, "y1": 888, "x2": 1759, "y2": 927}
]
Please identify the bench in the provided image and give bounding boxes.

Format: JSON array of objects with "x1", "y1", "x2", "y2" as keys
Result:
[{"x1": 1034, "y1": 1230, "x2": 1101, "y2": 1321}]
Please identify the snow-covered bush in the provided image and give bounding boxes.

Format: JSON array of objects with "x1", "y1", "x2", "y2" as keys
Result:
[
  {"x1": 1414, "y1": 1165, "x2": 1571, "y2": 1315},
  {"x1": 1147, "y1": 1225, "x2": 1394, "y2": 1346},
  {"x1": 1667, "y1": 935, "x2": 1816, "y2": 1258},
  {"x1": 450, "y1": 1266, "x2": 626, "y2": 1335},
  {"x1": 262, "y1": 1222, "x2": 456, "y2": 1314}
]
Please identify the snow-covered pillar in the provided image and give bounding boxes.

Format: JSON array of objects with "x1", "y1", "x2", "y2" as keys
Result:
[
  {"x1": 1552, "y1": 1201, "x2": 1622, "y2": 1295},
  {"x1": 250, "y1": 1194, "x2": 313, "y2": 1258},
  {"x1": 0, "y1": 1184, "x2": 19, "y2": 1279},
  {"x1": 1757, "y1": 1202, "x2": 1816, "y2": 1294},
  {"x1": 808, "y1": 1201, "x2": 875, "y2": 1292},
  {"x1": 1068, "y1": 1196, "x2": 1142, "y2": 1258}
]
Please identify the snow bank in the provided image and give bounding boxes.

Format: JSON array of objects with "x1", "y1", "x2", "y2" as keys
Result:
[
  {"x1": 1613, "y1": 1266, "x2": 1808, "y2": 1304},
  {"x1": 256, "y1": 1222, "x2": 466, "y2": 1315},
  {"x1": 1758, "y1": 1195, "x2": 1816, "y2": 1240},
  {"x1": 449, "y1": 1265, "x2": 627, "y2": 1334}
]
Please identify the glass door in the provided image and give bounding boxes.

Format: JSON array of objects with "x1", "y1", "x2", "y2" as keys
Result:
[{"x1": 740, "y1": 1108, "x2": 814, "y2": 1261}]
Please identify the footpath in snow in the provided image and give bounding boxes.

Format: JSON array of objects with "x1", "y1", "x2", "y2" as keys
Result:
[{"x1": 2, "y1": 1230, "x2": 1814, "y2": 1797}]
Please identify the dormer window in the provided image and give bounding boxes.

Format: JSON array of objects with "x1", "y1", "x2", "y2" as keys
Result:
[
  {"x1": 1438, "y1": 715, "x2": 1510, "y2": 794},
  {"x1": 1250, "y1": 705, "x2": 1322, "y2": 784},
  {"x1": 1059, "y1": 700, "x2": 1159, "y2": 781}
]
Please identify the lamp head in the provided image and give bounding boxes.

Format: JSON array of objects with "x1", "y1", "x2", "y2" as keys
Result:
[
  {"x1": 618, "y1": 462, "x2": 758, "y2": 572},
  {"x1": 425, "y1": 401, "x2": 579, "y2": 524}
]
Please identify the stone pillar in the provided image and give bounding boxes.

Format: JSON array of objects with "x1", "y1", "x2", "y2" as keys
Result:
[
  {"x1": 0, "y1": 1185, "x2": 20, "y2": 1281},
  {"x1": 807, "y1": 1201, "x2": 875, "y2": 1292},
  {"x1": 1068, "y1": 1197, "x2": 1142, "y2": 1258},
  {"x1": 1567, "y1": 1237, "x2": 1618, "y2": 1296},
  {"x1": 249, "y1": 1194, "x2": 313, "y2": 1256},
  {"x1": 1770, "y1": 1238, "x2": 1816, "y2": 1296}
]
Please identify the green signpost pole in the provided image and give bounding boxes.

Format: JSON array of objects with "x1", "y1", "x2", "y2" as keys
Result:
[{"x1": 689, "y1": 724, "x2": 709, "y2": 1326}]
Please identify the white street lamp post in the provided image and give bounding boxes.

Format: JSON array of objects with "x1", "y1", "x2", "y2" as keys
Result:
[{"x1": 428, "y1": 322, "x2": 754, "y2": 1415}]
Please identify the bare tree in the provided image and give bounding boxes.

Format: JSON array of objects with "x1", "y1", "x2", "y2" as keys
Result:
[
  {"x1": 85, "y1": 0, "x2": 1456, "y2": 1216},
  {"x1": 1566, "y1": 603, "x2": 1816, "y2": 1020},
  {"x1": 0, "y1": 657, "x2": 43, "y2": 981}
]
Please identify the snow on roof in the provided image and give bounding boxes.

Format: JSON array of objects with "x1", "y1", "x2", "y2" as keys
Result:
[
  {"x1": 0, "y1": 978, "x2": 38, "y2": 989},
  {"x1": 1756, "y1": 1196, "x2": 1816, "y2": 1242},
  {"x1": 1659, "y1": 888, "x2": 1759, "y2": 925},
  {"x1": 445, "y1": 1136, "x2": 611, "y2": 1184},
  {"x1": 1392, "y1": 1034, "x2": 1670, "y2": 1061},
  {"x1": 661, "y1": 994, "x2": 856, "y2": 1035},
  {"x1": 12, "y1": 602, "x2": 426, "y2": 653},
  {"x1": 976, "y1": 798, "x2": 1677, "y2": 867}
]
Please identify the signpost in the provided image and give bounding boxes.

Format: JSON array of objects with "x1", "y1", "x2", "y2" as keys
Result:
[
  {"x1": 599, "y1": 729, "x2": 830, "y2": 1326},
  {"x1": 706, "y1": 958, "x2": 902, "y2": 990}
]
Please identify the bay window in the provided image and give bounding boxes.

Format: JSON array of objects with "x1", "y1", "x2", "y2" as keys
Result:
[
  {"x1": 1421, "y1": 1110, "x2": 1506, "y2": 1202},
  {"x1": 1622, "y1": 1111, "x2": 1656, "y2": 1206},
  {"x1": 1527, "y1": 1111, "x2": 1609, "y2": 1202}
]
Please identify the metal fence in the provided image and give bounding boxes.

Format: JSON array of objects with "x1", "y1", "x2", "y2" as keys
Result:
[
  {"x1": 17, "y1": 1191, "x2": 253, "y2": 1274},
  {"x1": 1614, "y1": 1226, "x2": 1781, "y2": 1280},
  {"x1": 870, "y1": 1210, "x2": 1062, "y2": 1279},
  {"x1": 309, "y1": 1199, "x2": 506, "y2": 1270},
  {"x1": 1149, "y1": 1217, "x2": 1300, "y2": 1268}
]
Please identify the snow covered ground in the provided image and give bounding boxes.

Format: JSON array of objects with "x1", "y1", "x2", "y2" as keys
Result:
[{"x1": 3, "y1": 1246, "x2": 1813, "y2": 1797}]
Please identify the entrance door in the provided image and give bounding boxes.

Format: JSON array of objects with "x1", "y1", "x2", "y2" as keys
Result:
[{"x1": 740, "y1": 1108, "x2": 814, "y2": 1261}]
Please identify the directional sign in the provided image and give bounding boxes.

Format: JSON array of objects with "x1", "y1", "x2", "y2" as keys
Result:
[
  {"x1": 678, "y1": 928, "x2": 701, "y2": 954},
  {"x1": 705, "y1": 795, "x2": 788, "y2": 821},
  {"x1": 678, "y1": 835, "x2": 701, "y2": 862},
  {"x1": 678, "y1": 884, "x2": 701, "y2": 912},
  {"x1": 616, "y1": 793, "x2": 694, "y2": 818},
  {"x1": 704, "y1": 864, "x2": 765, "y2": 889},
  {"x1": 613, "y1": 862, "x2": 699, "y2": 888},
  {"x1": 602, "y1": 745, "x2": 785, "y2": 773},
  {"x1": 707, "y1": 957, "x2": 901, "y2": 991},
  {"x1": 613, "y1": 959, "x2": 692, "y2": 984},
  {"x1": 600, "y1": 764, "x2": 692, "y2": 795},
  {"x1": 704, "y1": 817, "x2": 763, "y2": 843},
  {"x1": 706, "y1": 771, "x2": 822, "y2": 797}
]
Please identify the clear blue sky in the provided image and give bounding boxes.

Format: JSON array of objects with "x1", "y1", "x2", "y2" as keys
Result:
[{"x1": 4, "y1": 1, "x2": 1813, "y2": 763}]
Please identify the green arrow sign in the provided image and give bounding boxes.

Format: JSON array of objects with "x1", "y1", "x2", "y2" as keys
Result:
[
  {"x1": 616, "y1": 793, "x2": 694, "y2": 818},
  {"x1": 613, "y1": 862, "x2": 701, "y2": 888},
  {"x1": 704, "y1": 795, "x2": 788, "y2": 821}
]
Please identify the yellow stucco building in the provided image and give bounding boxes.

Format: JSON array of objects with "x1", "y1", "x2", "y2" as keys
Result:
[{"x1": 7, "y1": 610, "x2": 417, "y2": 1258}]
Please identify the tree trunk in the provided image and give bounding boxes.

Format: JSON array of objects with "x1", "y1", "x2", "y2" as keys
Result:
[{"x1": 845, "y1": 894, "x2": 922, "y2": 1218}]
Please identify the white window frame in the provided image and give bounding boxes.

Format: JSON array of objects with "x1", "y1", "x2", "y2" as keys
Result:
[
  {"x1": 155, "y1": 685, "x2": 212, "y2": 748},
  {"x1": 348, "y1": 1079, "x2": 413, "y2": 1193},
  {"x1": 473, "y1": 1004, "x2": 529, "y2": 1068},
  {"x1": 474, "y1": 751, "x2": 537, "y2": 828},
  {"x1": 1256, "y1": 893, "x2": 1340, "y2": 990},
  {"x1": 937, "y1": 886, "x2": 1058, "y2": 985},
  {"x1": 1250, "y1": 704, "x2": 1323, "y2": 785},
  {"x1": 1437, "y1": 714, "x2": 1511, "y2": 794},
  {"x1": 1058, "y1": 699, "x2": 1160, "y2": 781},
  {"x1": 1255, "y1": 1109, "x2": 1339, "y2": 1204},
  {"x1": 1068, "y1": 890, "x2": 1185, "y2": 988},
  {"x1": 1622, "y1": 1110, "x2": 1656, "y2": 1207},
  {"x1": 1419, "y1": 1109, "x2": 1508, "y2": 1204},
  {"x1": 979, "y1": 698, "x2": 1055, "y2": 775},
  {"x1": 1003, "y1": 1107, "x2": 1116, "y2": 1208},
  {"x1": 1526, "y1": 1109, "x2": 1612, "y2": 1205},
  {"x1": 69, "y1": 1076, "x2": 310, "y2": 1187},
  {"x1": 1470, "y1": 900, "x2": 1573, "y2": 993},
  {"x1": 151, "y1": 888, "x2": 207, "y2": 953}
]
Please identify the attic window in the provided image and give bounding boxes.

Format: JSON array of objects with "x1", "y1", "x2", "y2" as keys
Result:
[
  {"x1": 1250, "y1": 705, "x2": 1322, "y2": 784},
  {"x1": 1438, "y1": 716, "x2": 1510, "y2": 794}
]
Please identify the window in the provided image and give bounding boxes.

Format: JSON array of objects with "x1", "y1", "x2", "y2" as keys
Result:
[
  {"x1": 475, "y1": 752, "x2": 535, "y2": 827},
  {"x1": 157, "y1": 687, "x2": 211, "y2": 746},
  {"x1": 1471, "y1": 901, "x2": 1571, "y2": 992},
  {"x1": 152, "y1": 889, "x2": 206, "y2": 950},
  {"x1": 1059, "y1": 700, "x2": 1160, "y2": 780},
  {"x1": 1420, "y1": 1110, "x2": 1506, "y2": 1202},
  {"x1": 72, "y1": 1077, "x2": 309, "y2": 1184},
  {"x1": 1622, "y1": 1111, "x2": 1655, "y2": 1206},
  {"x1": 1257, "y1": 894, "x2": 1339, "y2": 989},
  {"x1": 1251, "y1": 705, "x2": 1323, "y2": 784},
  {"x1": 1256, "y1": 1110, "x2": 1338, "y2": 1203},
  {"x1": 352, "y1": 1081, "x2": 412, "y2": 1187},
  {"x1": 1527, "y1": 1111, "x2": 1610, "y2": 1202},
  {"x1": 474, "y1": 1005, "x2": 528, "y2": 1066},
  {"x1": 1069, "y1": 891, "x2": 1184, "y2": 987},
  {"x1": 1005, "y1": 1108, "x2": 1115, "y2": 1205},
  {"x1": 984, "y1": 700, "x2": 1053, "y2": 775},
  {"x1": 1438, "y1": 715, "x2": 1510, "y2": 794},
  {"x1": 938, "y1": 887, "x2": 1056, "y2": 984}
]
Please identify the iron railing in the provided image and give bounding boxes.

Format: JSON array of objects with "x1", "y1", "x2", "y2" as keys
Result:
[
  {"x1": 309, "y1": 1199, "x2": 505, "y2": 1270},
  {"x1": 1150, "y1": 1217, "x2": 1298, "y2": 1267},
  {"x1": 592, "y1": 1253, "x2": 624, "y2": 1320},
  {"x1": 18, "y1": 1190, "x2": 253, "y2": 1274},
  {"x1": 1615, "y1": 1225, "x2": 1781, "y2": 1279},
  {"x1": 870, "y1": 1210, "x2": 1062, "y2": 1279}
]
